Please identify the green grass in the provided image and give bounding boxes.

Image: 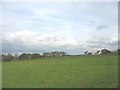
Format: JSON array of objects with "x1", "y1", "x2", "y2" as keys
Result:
[
  {"x1": 0, "y1": 62, "x2": 2, "y2": 89},
  {"x1": 2, "y1": 54, "x2": 118, "y2": 88}
]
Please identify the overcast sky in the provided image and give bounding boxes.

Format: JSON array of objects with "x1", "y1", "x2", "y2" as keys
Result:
[{"x1": 1, "y1": 1, "x2": 118, "y2": 55}]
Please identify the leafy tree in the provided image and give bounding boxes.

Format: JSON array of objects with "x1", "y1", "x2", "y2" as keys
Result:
[
  {"x1": 101, "y1": 49, "x2": 110, "y2": 54},
  {"x1": 117, "y1": 49, "x2": 120, "y2": 54},
  {"x1": 84, "y1": 51, "x2": 88, "y2": 55},
  {"x1": 2, "y1": 54, "x2": 14, "y2": 61},
  {"x1": 31, "y1": 53, "x2": 40, "y2": 59},
  {"x1": 18, "y1": 53, "x2": 29, "y2": 60}
]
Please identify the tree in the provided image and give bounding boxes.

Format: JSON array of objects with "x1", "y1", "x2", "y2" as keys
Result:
[
  {"x1": 7, "y1": 54, "x2": 14, "y2": 60},
  {"x1": 101, "y1": 49, "x2": 110, "y2": 54},
  {"x1": 60, "y1": 52, "x2": 66, "y2": 56},
  {"x1": 18, "y1": 53, "x2": 29, "y2": 60},
  {"x1": 84, "y1": 51, "x2": 88, "y2": 55},
  {"x1": 31, "y1": 53, "x2": 40, "y2": 59},
  {"x1": 87, "y1": 52, "x2": 92, "y2": 55},
  {"x1": 2, "y1": 54, "x2": 14, "y2": 61},
  {"x1": 117, "y1": 49, "x2": 120, "y2": 54},
  {"x1": 14, "y1": 53, "x2": 19, "y2": 59}
]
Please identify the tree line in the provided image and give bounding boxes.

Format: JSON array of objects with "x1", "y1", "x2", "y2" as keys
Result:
[
  {"x1": 1, "y1": 49, "x2": 120, "y2": 61},
  {"x1": 1, "y1": 51, "x2": 66, "y2": 61}
]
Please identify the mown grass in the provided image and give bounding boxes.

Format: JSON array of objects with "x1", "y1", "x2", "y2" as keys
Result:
[{"x1": 2, "y1": 54, "x2": 118, "y2": 88}]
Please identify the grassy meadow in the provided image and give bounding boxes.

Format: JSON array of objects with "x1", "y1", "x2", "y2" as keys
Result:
[{"x1": 2, "y1": 54, "x2": 118, "y2": 88}]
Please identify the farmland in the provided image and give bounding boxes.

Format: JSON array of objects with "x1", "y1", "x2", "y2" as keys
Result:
[{"x1": 2, "y1": 54, "x2": 118, "y2": 88}]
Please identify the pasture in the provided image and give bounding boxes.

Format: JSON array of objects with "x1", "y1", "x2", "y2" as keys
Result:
[{"x1": 2, "y1": 54, "x2": 118, "y2": 88}]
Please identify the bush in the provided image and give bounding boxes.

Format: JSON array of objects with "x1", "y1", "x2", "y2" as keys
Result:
[{"x1": 2, "y1": 54, "x2": 14, "y2": 61}]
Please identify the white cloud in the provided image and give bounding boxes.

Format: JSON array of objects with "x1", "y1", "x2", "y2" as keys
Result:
[
  {"x1": 2, "y1": 29, "x2": 118, "y2": 54},
  {"x1": 84, "y1": 35, "x2": 118, "y2": 52},
  {"x1": 33, "y1": 8, "x2": 60, "y2": 17},
  {"x1": 2, "y1": 0, "x2": 119, "y2": 2},
  {"x1": 31, "y1": 7, "x2": 66, "y2": 23},
  {"x1": 5, "y1": 29, "x2": 37, "y2": 43},
  {"x1": 3, "y1": 29, "x2": 80, "y2": 49},
  {"x1": 2, "y1": 2, "x2": 118, "y2": 54}
]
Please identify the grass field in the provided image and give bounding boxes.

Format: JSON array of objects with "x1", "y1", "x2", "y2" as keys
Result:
[{"x1": 2, "y1": 54, "x2": 118, "y2": 88}]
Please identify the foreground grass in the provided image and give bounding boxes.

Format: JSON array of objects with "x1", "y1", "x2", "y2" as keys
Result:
[
  {"x1": 2, "y1": 55, "x2": 118, "y2": 88},
  {"x1": 0, "y1": 62, "x2": 2, "y2": 89}
]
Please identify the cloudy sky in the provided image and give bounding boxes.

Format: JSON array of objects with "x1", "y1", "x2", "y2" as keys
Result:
[{"x1": 1, "y1": 1, "x2": 118, "y2": 55}]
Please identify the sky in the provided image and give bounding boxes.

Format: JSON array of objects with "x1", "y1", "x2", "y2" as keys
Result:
[{"x1": 1, "y1": 1, "x2": 118, "y2": 55}]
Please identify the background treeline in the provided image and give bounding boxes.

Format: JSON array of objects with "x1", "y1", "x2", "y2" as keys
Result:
[
  {"x1": 1, "y1": 51, "x2": 66, "y2": 61},
  {"x1": 1, "y1": 53, "x2": 44, "y2": 61},
  {"x1": 1, "y1": 49, "x2": 120, "y2": 61}
]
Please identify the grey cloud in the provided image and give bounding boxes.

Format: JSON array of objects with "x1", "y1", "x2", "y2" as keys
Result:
[
  {"x1": 2, "y1": 39, "x2": 84, "y2": 55},
  {"x1": 96, "y1": 25, "x2": 108, "y2": 30},
  {"x1": 85, "y1": 36, "x2": 118, "y2": 51},
  {"x1": 2, "y1": 30, "x2": 82, "y2": 54},
  {"x1": 2, "y1": 39, "x2": 47, "y2": 54},
  {"x1": 89, "y1": 20, "x2": 95, "y2": 24},
  {"x1": 2, "y1": 29, "x2": 118, "y2": 54}
]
